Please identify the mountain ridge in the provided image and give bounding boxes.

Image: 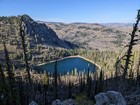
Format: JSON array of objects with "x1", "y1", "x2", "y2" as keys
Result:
[
  {"x1": 41, "y1": 21, "x2": 134, "y2": 50},
  {"x1": 0, "y1": 14, "x2": 77, "y2": 49}
]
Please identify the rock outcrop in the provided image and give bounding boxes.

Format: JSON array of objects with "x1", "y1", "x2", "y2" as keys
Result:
[
  {"x1": 0, "y1": 14, "x2": 76, "y2": 49},
  {"x1": 52, "y1": 99, "x2": 61, "y2": 105},
  {"x1": 29, "y1": 101, "x2": 38, "y2": 105},
  {"x1": 52, "y1": 99, "x2": 77, "y2": 105},
  {"x1": 95, "y1": 91, "x2": 126, "y2": 105},
  {"x1": 61, "y1": 99, "x2": 77, "y2": 105}
]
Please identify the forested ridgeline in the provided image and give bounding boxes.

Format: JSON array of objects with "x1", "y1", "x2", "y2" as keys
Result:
[{"x1": 0, "y1": 11, "x2": 140, "y2": 105}]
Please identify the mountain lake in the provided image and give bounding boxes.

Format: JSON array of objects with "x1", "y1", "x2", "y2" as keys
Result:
[{"x1": 34, "y1": 56, "x2": 100, "y2": 74}]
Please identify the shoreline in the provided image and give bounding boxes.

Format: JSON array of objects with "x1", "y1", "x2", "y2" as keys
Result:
[{"x1": 37, "y1": 55, "x2": 101, "y2": 70}]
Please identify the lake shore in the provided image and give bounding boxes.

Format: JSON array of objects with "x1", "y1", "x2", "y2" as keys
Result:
[{"x1": 37, "y1": 55, "x2": 101, "y2": 70}]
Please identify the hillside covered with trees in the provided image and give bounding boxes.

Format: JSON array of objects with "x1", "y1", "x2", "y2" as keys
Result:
[{"x1": 0, "y1": 5, "x2": 140, "y2": 105}]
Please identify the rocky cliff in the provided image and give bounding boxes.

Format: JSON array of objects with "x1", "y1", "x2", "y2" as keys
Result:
[{"x1": 0, "y1": 14, "x2": 76, "y2": 49}]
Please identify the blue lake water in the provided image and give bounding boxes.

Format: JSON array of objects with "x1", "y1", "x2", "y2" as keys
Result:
[{"x1": 34, "y1": 56, "x2": 98, "y2": 74}]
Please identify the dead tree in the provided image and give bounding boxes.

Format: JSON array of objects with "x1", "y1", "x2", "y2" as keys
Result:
[
  {"x1": 116, "y1": 10, "x2": 140, "y2": 79},
  {"x1": 123, "y1": 10, "x2": 140, "y2": 79},
  {"x1": 19, "y1": 17, "x2": 32, "y2": 85}
]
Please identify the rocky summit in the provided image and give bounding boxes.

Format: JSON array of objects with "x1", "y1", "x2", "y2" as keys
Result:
[{"x1": 0, "y1": 14, "x2": 76, "y2": 49}]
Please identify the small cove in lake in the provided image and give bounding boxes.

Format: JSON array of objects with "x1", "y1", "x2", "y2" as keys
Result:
[{"x1": 34, "y1": 56, "x2": 100, "y2": 74}]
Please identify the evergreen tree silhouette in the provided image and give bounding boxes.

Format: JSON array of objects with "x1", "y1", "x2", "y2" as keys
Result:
[
  {"x1": 68, "y1": 81, "x2": 72, "y2": 98},
  {"x1": 0, "y1": 64, "x2": 9, "y2": 105},
  {"x1": 19, "y1": 17, "x2": 32, "y2": 85},
  {"x1": 86, "y1": 64, "x2": 92, "y2": 99},
  {"x1": 123, "y1": 10, "x2": 140, "y2": 79},
  {"x1": 116, "y1": 10, "x2": 140, "y2": 79},
  {"x1": 54, "y1": 60, "x2": 58, "y2": 99},
  {"x1": 3, "y1": 41, "x2": 19, "y2": 105}
]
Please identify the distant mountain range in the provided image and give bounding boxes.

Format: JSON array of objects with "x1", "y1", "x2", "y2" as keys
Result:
[
  {"x1": 0, "y1": 14, "x2": 139, "y2": 51},
  {"x1": 38, "y1": 21, "x2": 137, "y2": 50}
]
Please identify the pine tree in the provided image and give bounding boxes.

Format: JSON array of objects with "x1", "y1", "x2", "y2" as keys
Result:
[
  {"x1": 42, "y1": 71, "x2": 49, "y2": 86},
  {"x1": 19, "y1": 17, "x2": 34, "y2": 103},
  {"x1": 71, "y1": 70, "x2": 74, "y2": 76},
  {"x1": 54, "y1": 60, "x2": 58, "y2": 99},
  {"x1": 98, "y1": 70, "x2": 104, "y2": 93},
  {"x1": 123, "y1": 10, "x2": 140, "y2": 79},
  {"x1": 42, "y1": 71, "x2": 49, "y2": 105},
  {"x1": 94, "y1": 79, "x2": 98, "y2": 96},
  {"x1": 82, "y1": 71, "x2": 86, "y2": 92},
  {"x1": 79, "y1": 76, "x2": 83, "y2": 93},
  {"x1": 68, "y1": 81, "x2": 72, "y2": 98},
  {"x1": 86, "y1": 64, "x2": 92, "y2": 99},
  {"x1": 17, "y1": 77, "x2": 24, "y2": 105},
  {"x1": 74, "y1": 68, "x2": 78, "y2": 76},
  {"x1": 137, "y1": 54, "x2": 140, "y2": 91},
  {"x1": 3, "y1": 42, "x2": 19, "y2": 105},
  {"x1": 0, "y1": 64, "x2": 9, "y2": 105},
  {"x1": 19, "y1": 17, "x2": 32, "y2": 85}
]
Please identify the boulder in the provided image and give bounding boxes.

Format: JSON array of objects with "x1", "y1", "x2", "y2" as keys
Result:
[
  {"x1": 29, "y1": 101, "x2": 38, "y2": 105},
  {"x1": 95, "y1": 91, "x2": 126, "y2": 105},
  {"x1": 52, "y1": 99, "x2": 77, "y2": 105},
  {"x1": 62, "y1": 99, "x2": 77, "y2": 105},
  {"x1": 95, "y1": 93, "x2": 110, "y2": 105},
  {"x1": 106, "y1": 91, "x2": 126, "y2": 105},
  {"x1": 52, "y1": 99, "x2": 61, "y2": 105}
]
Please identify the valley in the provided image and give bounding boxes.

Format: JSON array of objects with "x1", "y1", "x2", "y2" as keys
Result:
[
  {"x1": 0, "y1": 14, "x2": 140, "y2": 105},
  {"x1": 45, "y1": 22, "x2": 134, "y2": 50}
]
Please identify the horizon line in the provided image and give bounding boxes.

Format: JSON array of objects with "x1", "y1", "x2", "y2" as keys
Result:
[
  {"x1": 0, "y1": 14, "x2": 135, "y2": 24},
  {"x1": 37, "y1": 20, "x2": 134, "y2": 24}
]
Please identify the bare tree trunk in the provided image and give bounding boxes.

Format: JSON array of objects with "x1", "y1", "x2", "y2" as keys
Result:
[
  {"x1": 123, "y1": 10, "x2": 140, "y2": 79},
  {"x1": 19, "y1": 17, "x2": 32, "y2": 85}
]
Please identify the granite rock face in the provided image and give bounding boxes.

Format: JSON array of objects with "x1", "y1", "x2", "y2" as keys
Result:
[
  {"x1": 0, "y1": 14, "x2": 76, "y2": 49},
  {"x1": 95, "y1": 91, "x2": 126, "y2": 105},
  {"x1": 22, "y1": 15, "x2": 71, "y2": 48}
]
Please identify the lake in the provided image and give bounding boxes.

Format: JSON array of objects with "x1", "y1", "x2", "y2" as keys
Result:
[{"x1": 34, "y1": 56, "x2": 99, "y2": 74}]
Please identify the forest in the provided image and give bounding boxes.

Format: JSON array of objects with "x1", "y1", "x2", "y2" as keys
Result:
[{"x1": 0, "y1": 8, "x2": 140, "y2": 105}]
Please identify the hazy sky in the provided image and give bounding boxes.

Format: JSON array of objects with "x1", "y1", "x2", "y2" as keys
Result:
[{"x1": 0, "y1": 0, "x2": 140, "y2": 23}]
